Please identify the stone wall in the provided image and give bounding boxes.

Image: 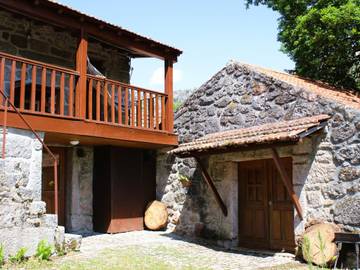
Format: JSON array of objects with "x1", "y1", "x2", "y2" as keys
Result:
[
  {"x1": 0, "y1": 128, "x2": 58, "y2": 257},
  {"x1": 157, "y1": 61, "x2": 360, "y2": 245},
  {"x1": 66, "y1": 147, "x2": 93, "y2": 234},
  {"x1": 0, "y1": 10, "x2": 130, "y2": 82}
]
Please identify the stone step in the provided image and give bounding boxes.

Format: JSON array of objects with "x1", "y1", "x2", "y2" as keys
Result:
[{"x1": 64, "y1": 233, "x2": 82, "y2": 252}]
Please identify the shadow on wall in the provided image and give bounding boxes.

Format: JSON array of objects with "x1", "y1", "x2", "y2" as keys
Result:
[{"x1": 157, "y1": 150, "x2": 239, "y2": 247}]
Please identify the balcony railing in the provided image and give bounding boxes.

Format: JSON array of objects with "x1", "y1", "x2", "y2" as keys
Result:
[
  {"x1": 86, "y1": 75, "x2": 168, "y2": 130},
  {"x1": 0, "y1": 52, "x2": 169, "y2": 132}
]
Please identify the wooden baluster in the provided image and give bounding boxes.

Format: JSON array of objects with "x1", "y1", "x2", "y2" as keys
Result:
[
  {"x1": 87, "y1": 78, "x2": 93, "y2": 120},
  {"x1": 131, "y1": 88, "x2": 135, "y2": 126},
  {"x1": 149, "y1": 93, "x2": 154, "y2": 129},
  {"x1": 20, "y1": 63, "x2": 26, "y2": 110},
  {"x1": 96, "y1": 80, "x2": 100, "y2": 121},
  {"x1": 155, "y1": 94, "x2": 159, "y2": 130},
  {"x1": 161, "y1": 96, "x2": 166, "y2": 130},
  {"x1": 111, "y1": 84, "x2": 115, "y2": 124},
  {"x1": 125, "y1": 87, "x2": 129, "y2": 125},
  {"x1": 103, "y1": 81, "x2": 108, "y2": 122},
  {"x1": 50, "y1": 70, "x2": 55, "y2": 114},
  {"x1": 68, "y1": 74, "x2": 74, "y2": 117},
  {"x1": 137, "y1": 89, "x2": 141, "y2": 127},
  {"x1": 41, "y1": 67, "x2": 46, "y2": 112},
  {"x1": 117, "y1": 86, "x2": 122, "y2": 124},
  {"x1": 9, "y1": 60, "x2": 15, "y2": 104},
  {"x1": 143, "y1": 92, "x2": 148, "y2": 128},
  {"x1": 30, "y1": 65, "x2": 36, "y2": 112},
  {"x1": 0, "y1": 58, "x2": 5, "y2": 106},
  {"x1": 60, "y1": 73, "x2": 65, "y2": 116}
]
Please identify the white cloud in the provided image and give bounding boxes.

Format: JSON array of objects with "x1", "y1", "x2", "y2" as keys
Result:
[{"x1": 150, "y1": 67, "x2": 183, "y2": 85}]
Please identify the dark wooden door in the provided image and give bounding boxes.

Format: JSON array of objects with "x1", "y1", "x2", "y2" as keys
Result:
[
  {"x1": 109, "y1": 147, "x2": 144, "y2": 233},
  {"x1": 42, "y1": 147, "x2": 66, "y2": 226},
  {"x1": 93, "y1": 147, "x2": 156, "y2": 234},
  {"x1": 238, "y1": 158, "x2": 294, "y2": 251}
]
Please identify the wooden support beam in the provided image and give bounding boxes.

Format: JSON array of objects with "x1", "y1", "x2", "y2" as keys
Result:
[
  {"x1": 194, "y1": 156, "x2": 228, "y2": 216},
  {"x1": 271, "y1": 148, "x2": 303, "y2": 220},
  {"x1": 75, "y1": 29, "x2": 88, "y2": 118},
  {"x1": 164, "y1": 59, "x2": 173, "y2": 132}
]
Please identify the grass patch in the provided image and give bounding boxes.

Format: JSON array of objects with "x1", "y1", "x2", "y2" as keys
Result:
[{"x1": 3, "y1": 245, "x2": 212, "y2": 270}]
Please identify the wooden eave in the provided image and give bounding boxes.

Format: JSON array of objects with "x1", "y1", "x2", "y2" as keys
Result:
[
  {"x1": 0, "y1": 0, "x2": 182, "y2": 61},
  {"x1": 1, "y1": 110, "x2": 178, "y2": 148}
]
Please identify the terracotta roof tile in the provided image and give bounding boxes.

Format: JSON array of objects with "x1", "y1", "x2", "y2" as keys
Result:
[
  {"x1": 170, "y1": 115, "x2": 330, "y2": 157},
  {"x1": 242, "y1": 63, "x2": 360, "y2": 109}
]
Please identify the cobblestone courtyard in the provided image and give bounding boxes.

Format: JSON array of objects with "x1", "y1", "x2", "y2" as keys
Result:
[
  {"x1": 56, "y1": 231, "x2": 305, "y2": 270},
  {"x1": 5, "y1": 231, "x2": 307, "y2": 269}
]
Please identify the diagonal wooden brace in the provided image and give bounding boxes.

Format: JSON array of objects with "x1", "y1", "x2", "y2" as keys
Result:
[
  {"x1": 194, "y1": 156, "x2": 228, "y2": 216},
  {"x1": 271, "y1": 148, "x2": 303, "y2": 220}
]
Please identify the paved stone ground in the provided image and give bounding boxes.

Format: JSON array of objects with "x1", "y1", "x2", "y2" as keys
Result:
[{"x1": 63, "y1": 231, "x2": 305, "y2": 270}]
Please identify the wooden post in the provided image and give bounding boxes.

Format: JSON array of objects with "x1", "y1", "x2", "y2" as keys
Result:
[
  {"x1": 75, "y1": 29, "x2": 88, "y2": 118},
  {"x1": 194, "y1": 156, "x2": 228, "y2": 216},
  {"x1": 164, "y1": 59, "x2": 174, "y2": 132},
  {"x1": 271, "y1": 148, "x2": 303, "y2": 220}
]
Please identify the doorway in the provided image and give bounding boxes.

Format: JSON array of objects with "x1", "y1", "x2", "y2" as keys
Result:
[
  {"x1": 93, "y1": 146, "x2": 156, "y2": 233},
  {"x1": 42, "y1": 147, "x2": 66, "y2": 226},
  {"x1": 238, "y1": 158, "x2": 294, "y2": 251}
]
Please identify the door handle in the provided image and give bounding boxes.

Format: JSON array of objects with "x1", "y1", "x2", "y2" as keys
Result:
[{"x1": 268, "y1": 201, "x2": 272, "y2": 206}]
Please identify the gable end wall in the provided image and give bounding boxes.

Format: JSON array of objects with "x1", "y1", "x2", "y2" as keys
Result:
[{"x1": 156, "y1": 62, "x2": 360, "y2": 247}]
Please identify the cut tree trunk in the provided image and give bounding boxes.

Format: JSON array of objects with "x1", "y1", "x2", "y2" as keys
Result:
[
  {"x1": 144, "y1": 200, "x2": 168, "y2": 230},
  {"x1": 301, "y1": 223, "x2": 340, "y2": 266}
]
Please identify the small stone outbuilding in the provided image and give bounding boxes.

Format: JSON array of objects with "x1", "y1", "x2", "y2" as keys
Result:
[{"x1": 157, "y1": 61, "x2": 360, "y2": 251}]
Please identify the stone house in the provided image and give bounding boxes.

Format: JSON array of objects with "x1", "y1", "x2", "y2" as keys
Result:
[
  {"x1": 0, "y1": 0, "x2": 181, "y2": 256},
  {"x1": 157, "y1": 61, "x2": 360, "y2": 251}
]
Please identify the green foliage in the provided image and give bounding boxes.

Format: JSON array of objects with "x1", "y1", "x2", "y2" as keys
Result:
[
  {"x1": 174, "y1": 100, "x2": 183, "y2": 111},
  {"x1": 317, "y1": 231, "x2": 327, "y2": 269},
  {"x1": 0, "y1": 244, "x2": 4, "y2": 267},
  {"x1": 35, "y1": 240, "x2": 52, "y2": 261},
  {"x1": 246, "y1": 0, "x2": 360, "y2": 91},
  {"x1": 302, "y1": 235, "x2": 314, "y2": 269},
  {"x1": 178, "y1": 173, "x2": 191, "y2": 187},
  {"x1": 9, "y1": 247, "x2": 27, "y2": 264}
]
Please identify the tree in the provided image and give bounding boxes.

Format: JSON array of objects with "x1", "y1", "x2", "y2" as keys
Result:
[{"x1": 246, "y1": 0, "x2": 360, "y2": 91}]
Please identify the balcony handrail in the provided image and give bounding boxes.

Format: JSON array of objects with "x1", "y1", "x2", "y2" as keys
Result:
[
  {"x1": 0, "y1": 88, "x2": 59, "y2": 218},
  {"x1": 0, "y1": 51, "x2": 79, "y2": 76},
  {"x1": 87, "y1": 74, "x2": 168, "y2": 97}
]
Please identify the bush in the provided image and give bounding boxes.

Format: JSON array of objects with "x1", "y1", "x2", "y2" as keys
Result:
[
  {"x1": 9, "y1": 247, "x2": 27, "y2": 263},
  {"x1": 35, "y1": 240, "x2": 52, "y2": 261},
  {"x1": 0, "y1": 244, "x2": 4, "y2": 266}
]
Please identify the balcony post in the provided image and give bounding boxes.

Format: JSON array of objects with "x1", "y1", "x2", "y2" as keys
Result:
[
  {"x1": 164, "y1": 59, "x2": 174, "y2": 132},
  {"x1": 75, "y1": 29, "x2": 88, "y2": 118}
]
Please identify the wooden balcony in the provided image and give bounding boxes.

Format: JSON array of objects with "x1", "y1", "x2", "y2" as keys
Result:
[{"x1": 0, "y1": 51, "x2": 177, "y2": 148}]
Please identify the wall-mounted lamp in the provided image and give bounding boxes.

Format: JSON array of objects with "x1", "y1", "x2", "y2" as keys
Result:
[{"x1": 70, "y1": 140, "x2": 80, "y2": 146}]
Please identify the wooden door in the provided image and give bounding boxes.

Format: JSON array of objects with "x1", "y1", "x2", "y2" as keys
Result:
[
  {"x1": 268, "y1": 158, "x2": 295, "y2": 251},
  {"x1": 238, "y1": 158, "x2": 294, "y2": 251},
  {"x1": 93, "y1": 147, "x2": 156, "y2": 234},
  {"x1": 238, "y1": 160, "x2": 269, "y2": 249},
  {"x1": 109, "y1": 147, "x2": 144, "y2": 233},
  {"x1": 42, "y1": 147, "x2": 66, "y2": 226}
]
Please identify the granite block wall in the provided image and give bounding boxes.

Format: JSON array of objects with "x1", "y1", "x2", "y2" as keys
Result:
[
  {"x1": 0, "y1": 10, "x2": 130, "y2": 82},
  {"x1": 0, "y1": 128, "x2": 58, "y2": 257},
  {"x1": 66, "y1": 147, "x2": 94, "y2": 234}
]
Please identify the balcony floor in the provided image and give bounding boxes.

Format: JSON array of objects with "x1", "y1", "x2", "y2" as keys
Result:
[{"x1": 1, "y1": 110, "x2": 178, "y2": 148}]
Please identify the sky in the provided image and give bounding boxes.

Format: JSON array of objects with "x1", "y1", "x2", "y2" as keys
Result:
[{"x1": 60, "y1": 0, "x2": 294, "y2": 91}]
